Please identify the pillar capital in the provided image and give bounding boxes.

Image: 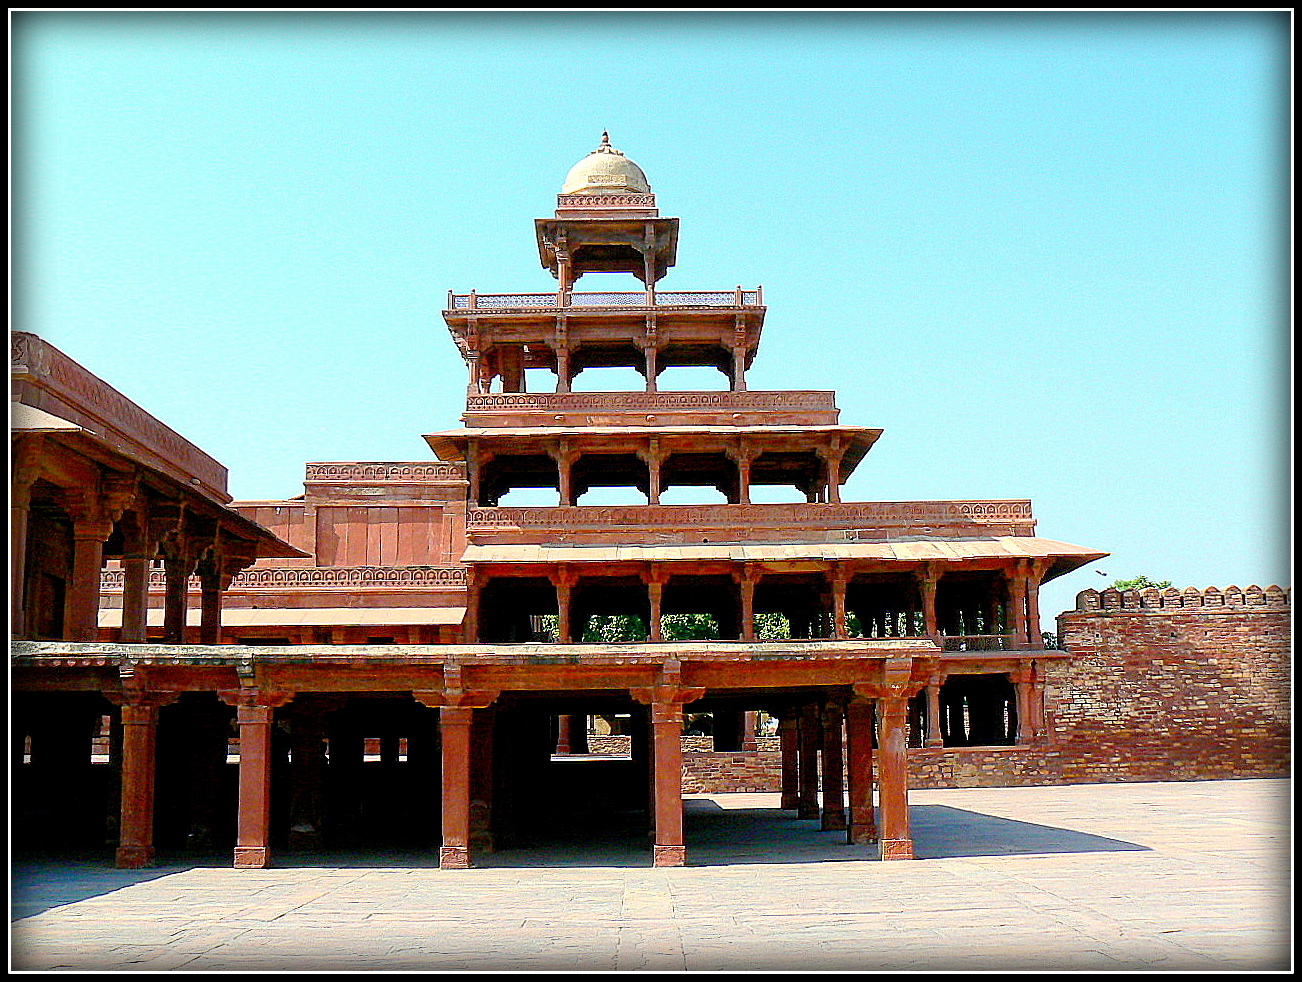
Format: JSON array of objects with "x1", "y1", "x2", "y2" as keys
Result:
[{"x1": 217, "y1": 687, "x2": 295, "y2": 712}]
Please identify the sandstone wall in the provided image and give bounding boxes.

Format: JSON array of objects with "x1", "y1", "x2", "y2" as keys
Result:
[{"x1": 674, "y1": 585, "x2": 1290, "y2": 792}]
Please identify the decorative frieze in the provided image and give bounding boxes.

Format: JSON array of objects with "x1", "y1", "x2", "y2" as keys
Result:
[
  {"x1": 101, "y1": 565, "x2": 469, "y2": 591},
  {"x1": 304, "y1": 462, "x2": 465, "y2": 483},
  {"x1": 465, "y1": 390, "x2": 836, "y2": 412},
  {"x1": 466, "y1": 500, "x2": 1034, "y2": 531}
]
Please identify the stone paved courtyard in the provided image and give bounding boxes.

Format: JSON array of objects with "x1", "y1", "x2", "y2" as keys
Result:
[{"x1": 10, "y1": 778, "x2": 1291, "y2": 972}]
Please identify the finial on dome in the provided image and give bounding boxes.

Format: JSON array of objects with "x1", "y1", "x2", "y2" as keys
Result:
[{"x1": 596, "y1": 130, "x2": 623, "y2": 156}]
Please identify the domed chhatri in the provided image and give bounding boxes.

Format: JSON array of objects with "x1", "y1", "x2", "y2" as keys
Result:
[{"x1": 561, "y1": 131, "x2": 652, "y2": 195}]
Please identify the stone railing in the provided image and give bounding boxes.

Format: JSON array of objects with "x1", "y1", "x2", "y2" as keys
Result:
[
  {"x1": 556, "y1": 192, "x2": 656, "y2": 210},
  {"x1": 467, "y1": 500, "x2": 1034, "y2": 531},
  {"x1": 101, "y1": 565, "x2": 468, "y2": 591},
  {"x1": 448, "y1": 290, "x2": 760, "y2": 311},
  {"x1": 1075, "y1": 585, "x2": 1290, "y2": 611},
  {"x1": 941, "y1": 634, "x2": 1014, "y2": 652},
  {"x1": 464, "y1": 391, "x2": 836, "y2": 413},
  {"x1": 304, "y1": 462, "x2": 465, "y2": 483}
]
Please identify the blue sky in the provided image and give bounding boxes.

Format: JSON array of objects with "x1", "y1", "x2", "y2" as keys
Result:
[{"x1": 12, "y1": 12, "x2": 1291, "y2": 627}]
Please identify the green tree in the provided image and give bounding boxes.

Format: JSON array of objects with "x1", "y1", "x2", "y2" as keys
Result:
[{"x1": 1110, "y1": 575, "x2": 1173, "y2": 591}]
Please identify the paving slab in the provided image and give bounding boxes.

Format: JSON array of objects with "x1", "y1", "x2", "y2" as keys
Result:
[{"x1": 10, "y1": 778, "x2": 1292, "y2": 972}]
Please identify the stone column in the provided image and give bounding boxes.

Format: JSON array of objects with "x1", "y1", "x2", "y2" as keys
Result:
[
  {"x1": 1012, "y1": 668, "x2": 1031, "y2": 744},
  {"x1": 196, "y1": 552, "x2": 229, "y2": 645},
  {"x1": 1026, "y1": 560, "x2": 1046, "y2": 648},
  {"x1": 161, "y1": 539, "x2": 196, "y2": 644},
  {"x1": 736, "y1": 566, "x2": 757, "y2": 642},
  {"x1": 553, "y1": 566, "x2": 575, "y2": 644},
  {"x1": 631, "y1": 674, "x2": 703, "y2": 868},
  {"x1": 820, "y1": 703, "x2": 847, "y2": 831},
  {"x1": 643, "y1": 344, "x2": 658, "y2": 393},
  {"x1": 919, "y1": 565, "x2": 940, "y2": 643},
  {"x1": 555, "y1": 345, "x2": 571, "y2": 393},
  {"x1": 225, "y1": 689, "x2": 292, "y2": 869},
  {"x1": 876, "y1": 690, "x2": 914, "y2": 860},
  {"x1": 645, "y1": 572, "x2": 665, "y2": 643},
  {"x1": 742, "y1": 711, "x2": 758, "y2": 752},
  {"x1": 1007, "y1": 565, "x2": 1029, "y2": 649},
  {"x1": 555, "y1": 444, "x2": 577, "y2": 507},
  {"x1": 65, "y1": 491, "x2": 115, "y2": 642},
  {"x1": 797, "y1": 705, "x2": 821, "y2": 820},
  {"x1": 119, "y1": 511, "x2": 153, "y2": 643},
  {"x1": 649, "y1": 700, "x2": 685, "y2": 867},
  {"x1": 439, "y1": 706, "x2": 474, "y2": 869},
  {"x1": 831, "y1": 566, "x2": 849, "y2": 640},
  {"x1": 778, "y1": 714, "x2": 800, "y2": 810},
  {"x1": 115, "y1": 700, "x2": 162, "y2": 868},
  {"x1": 10, "y1": 454, "x2": 37, "y2": 639},
  {"x1": 463, "y1": 569, "x2": 481, "y2": 644},
  {"x1": 925, "y1": 676, "x2": 945, "y2": 747},
  {"x1": 845, "y1": 698, "x2": 877, "y2": 845}
]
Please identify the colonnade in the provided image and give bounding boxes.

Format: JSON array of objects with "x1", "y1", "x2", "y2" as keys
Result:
[{"x1": 467, "y1": 561, "x2": 1049, "y2": 649}]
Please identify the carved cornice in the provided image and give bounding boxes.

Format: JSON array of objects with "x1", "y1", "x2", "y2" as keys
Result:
[{"x1": 465, "y1": 391, "x2": 836, "y2": 412}]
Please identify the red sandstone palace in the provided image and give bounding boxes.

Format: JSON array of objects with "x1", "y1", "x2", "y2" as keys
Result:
[{"x1": 12, "y1": 136, "x2": 1288, "y2": 871}]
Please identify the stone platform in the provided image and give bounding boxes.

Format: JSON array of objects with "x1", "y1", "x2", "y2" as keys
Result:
[{"x1": 10, "y1": 779, "x2": 1290, "y2": 971}]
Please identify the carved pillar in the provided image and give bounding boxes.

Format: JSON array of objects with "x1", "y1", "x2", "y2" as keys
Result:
[
  {"x1": 644, "y1": 568, "x2": 666, "y2": 643},
  {"x1": 735, "y1": 565, "x2": 757, "y2": 642},
  {"x1": 438, "y1": 705, "x2": 474, "y2": 869},
  {"x1": 196, "y1": 552, "x2": 231, "y2": 645},
  {"x1": 63, "y1": 490, "x2": 115, "y2": 642},
  {"x1": 416, "y1": 680, "x2": 499, "y2": 870},
  {"x1": 820, "y1": 446, "x2": 844, "y2": 504},
  {"x1": 919, "y1": 565, "x2": 940, "y2": 643},
  {"x1": 876, "y1": 688, "x2": 914, "y2": 860},
  {"x1": 10, "y1": 452, "x2": 37, "y2": 639},
  {"x1": 463, "y1": 568, "x2": 481, "y2": 644},
  {"x1": 1026, "y1": 560, "x2": 1047, "y2": 648},
  {"x1": 797, "y1": 705, "x2": 821, "y2": 820},
  {"x1": 845, "y1": 698, "x2": 877, "y2": 844},
  {"x1": 820, "y1": 702, "x2": 847, "y2": 831},
  {"x1": 742, "y1": 711, "x2": 758, "y2": 752},
  {"x1": 554, "y1": 345, "x2": 571, "y2": 393},
  {"x1": 643, "y1": 344, "x2": 658, "y2": 394},
  {"x1": 1007, "y1": 564, "x2": 1030, "y2": 649},
  {"x1": 119, "y1": 511, "x2": 153, "y2": 643},
  {"x1": 631, "y1": 672, "x2": 704, "y2": 868},
  {"x1": 115, "y1": 699, "x2": 162, "y2": 868},
  {"x1": 731, "y1": 341, "x2": 747, "y2": 392},
  {"x1": 831, "y1": 566, "x2": 849, "y2": 640},
  {"x1": 555, "y1": 443, "x2": 577, "y2": 507},
  {"x1": 641, "y1": 439, "x2": 664, "y2": 506},
  {"x1": 925, "y1": 675, "x2": 945, "y2": 747},
  {"x1": 1012, "y1": 667, "x2": 1032, "y2": 744},
  {"x1": 778, "y1": 713, "x2": 800, "y2": 810},
  {"x1": 552, "y1": 566, "x2": 575, "y2": 644},
  {"x1": 221, "y1": 688, "x2": 293, "y2": 869}
]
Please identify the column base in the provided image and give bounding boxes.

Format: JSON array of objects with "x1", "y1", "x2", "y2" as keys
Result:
[
  {"x1": 780, "y1": 793, "x2": 800, "y2": 810},
  {"x1": 924, "y1": 737, "x2": 944, "y2": 748},
  {"x1": 820, "y1": 811, "x2": 848, "y2": 831},
  {"x1": 878, "y1": 838, "x2": 914, "y2": 861},
  {"x1": 652, "y1": 844, "x2": 686, "y2": 867},
  {"x1": 797, "y1": 803, "x2": 820, "y2": 820},
  {"x1": 234, "y1": 846, "x2": 271, "y2": 869},
  {"x1": 439, "y1": 845, "x2": 471, "y2": 869},
  {"x1": 848, "y1": 822, "x2": 879, "y2": 845},
  {"x1": 115, "y1": 844, "x2": 154, "y2": 869}
]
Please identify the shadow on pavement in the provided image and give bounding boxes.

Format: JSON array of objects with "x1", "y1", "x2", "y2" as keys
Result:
[
  {"x1": 11, "y1": 803, "x2": 1150, "y2": 900},
  {"x1": 910, "y1": 804, "x2": 1150, "y2": 859},
  {"x1": 11, "y1": 854, "x2": 210, "y2": 920}
]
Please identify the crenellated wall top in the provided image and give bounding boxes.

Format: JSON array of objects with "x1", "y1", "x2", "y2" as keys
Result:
[{"x1": 1073, "y1": 585, "x2": 1290, "y2": 611}]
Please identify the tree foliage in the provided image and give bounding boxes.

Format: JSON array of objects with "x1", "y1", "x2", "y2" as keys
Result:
[{"x1": 1110, "y1": 575, "x2": 1173, "y2": 591}]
